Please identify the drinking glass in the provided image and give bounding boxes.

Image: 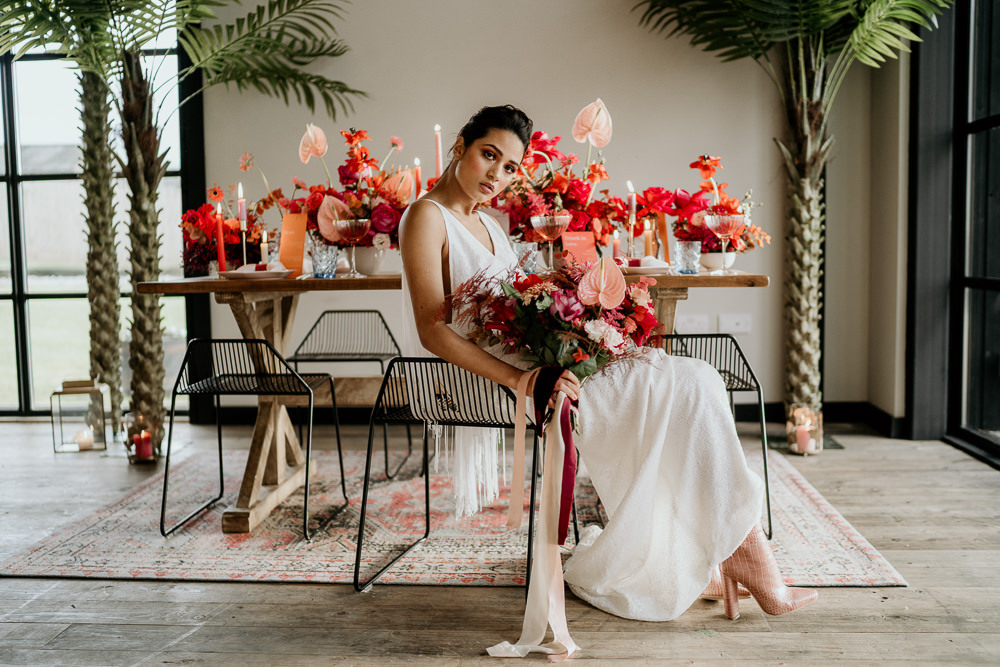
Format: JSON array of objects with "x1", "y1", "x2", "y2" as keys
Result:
[
  {"x1": 673, "y1": 240, "x2": 702, "y2": 274},
  {"x1": 703, "y1": 214, "x2": 744, "y2": 275},
  {"x1": 334, "y1": 218, "x2": 371, "y2": 277},
  {"x1": 311, "y1": 242, "x2": 339, "y2": 278},
  {"x1": 530, "y1": 214, "x2": 571, "y2": 269},
  {"x1": 511, "y1": 241, "x2": 538, "y2": 274}
]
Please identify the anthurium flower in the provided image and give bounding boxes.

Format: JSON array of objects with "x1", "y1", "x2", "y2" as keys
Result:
[
  {"x1": 572, "y1": 99, "x2": 612, "y2": 148},
  {"x1": 527, "y1": 131, "x2": 567, "y2": 166},
  {"x1": 316, "y1": 195, "x2": 351, "y2": 243},
  {"x1": 299, "y1": 124, "x2": 328, "y2": 164},
  {"x1": 578, "y1": 256, "x2": 626, "y2": 309},
  {"x1": 690, "y1": 155, "x2": 722, "y2": 179},
  {"x1": 380, "y1": 169, "x2": 414, "y2": 205}
]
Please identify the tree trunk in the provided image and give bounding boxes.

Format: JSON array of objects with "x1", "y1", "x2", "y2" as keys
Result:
[
  {"x1": 121, "y1": 50, "x2": 167, "y2": 443},
  {"x1": 775, "y1": 39, "x2": 832, "y2": 416},
  {"x1": 79, "y1": 70, "x2": 123, "y2": 433}
]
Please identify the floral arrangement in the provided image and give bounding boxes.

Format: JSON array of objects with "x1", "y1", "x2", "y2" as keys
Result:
[
  {"x1": 240, "y1": 124, "x2": 414, "y2": 250},
  {"x1": 451, "y1": 257, "x2": 663, "y2": 381},
  {"x1": 179, "y1": 183, "x2": 264, "y2": 276},
  {"x1": 499, "y1": 99, "x2": 619, "y2": 249},
  {"x1": 670, "y1": 155, "x2": 771, "y2": 253}
]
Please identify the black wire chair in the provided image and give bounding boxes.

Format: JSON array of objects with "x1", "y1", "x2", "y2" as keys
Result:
[
  {"x1": 353, "y1": 357, "x2": 578, "y2": 593},
  {"x1": 289, "y1": 310, "x2": 413, "y2": 479},
  {"x1": 662, "y1": 333, "x2": 773, "y2": 539},
  {"x1": 160, "y1": 338, "x2": 348, "y2": 540}
]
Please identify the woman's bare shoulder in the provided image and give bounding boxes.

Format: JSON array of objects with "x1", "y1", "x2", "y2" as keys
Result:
[{"x1": 400, "y1": 199, "x2": 447, "y2": 248}]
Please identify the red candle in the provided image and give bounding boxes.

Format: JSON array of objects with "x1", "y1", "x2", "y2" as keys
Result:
[
  {"x1": 434, "y1": 124, "x2": 442, "y2": 178},
  {"x1": 132, "y1": 430, "x2": 153, "y2": 459},
  {"x1": 214, "y1": 203, "x2": 227, "y2": 272},
  {"x1": 413, "y1": 158, "x2": 422, "y2": 198}
]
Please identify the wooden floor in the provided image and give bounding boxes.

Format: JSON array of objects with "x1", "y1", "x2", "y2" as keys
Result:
[{"x1": 1, "y1": 418, "x2": 998, "y2": 665}]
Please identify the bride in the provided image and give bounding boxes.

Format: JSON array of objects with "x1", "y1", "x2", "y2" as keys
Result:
[{"x1": 398, "y1": 104, "x2": 816, "y2": 642}]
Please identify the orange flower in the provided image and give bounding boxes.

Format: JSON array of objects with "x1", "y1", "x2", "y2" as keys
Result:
[
  {"x1": 572, "y1": 349, "x2": 590, "y2": 363},
  {"x1": 690, "y1": 155, "x2": 722, "y2": 179},
  {"x1": 340, "y1": 128, "x2": 370, "y2": 146},
  {"x1": 239, "y1": 152, "x2": 254, "y2": 172},
  {"x1": 207, "y1": 183, "x2": 224, "y2": 202},
  {"x1": 587, "y1": 163, "x2": 608, "y2": 185}
]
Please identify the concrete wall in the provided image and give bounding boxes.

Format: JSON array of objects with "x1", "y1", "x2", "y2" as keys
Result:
[{"x1": 198, "y1": 0, "x2": 904, "y2": 409}]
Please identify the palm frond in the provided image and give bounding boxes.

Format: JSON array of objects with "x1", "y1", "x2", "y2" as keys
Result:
[
  {"x1": 846, "y1": 0, "x2": 949, "y2": 66},
  {"x1": 179, "y1": 0, "x2": 362, "y2": 118}
]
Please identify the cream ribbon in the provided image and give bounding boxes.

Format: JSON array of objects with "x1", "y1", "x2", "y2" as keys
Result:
[
  {"x1": 488, "y1": 392, "x2": 580, "y2": 661},
  {"x1": 506, "y1": 367, "x2": 541, "y2": 530}
]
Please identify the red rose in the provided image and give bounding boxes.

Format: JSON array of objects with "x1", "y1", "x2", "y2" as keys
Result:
[
  {"x1": 564, "y1": 178, "x2": 591, "y2": 207},
  {"x1": 305, "y1": 191, "x2": 325, "y2": 211},
  {"x1": 567, "y1": 208, "x2": 592, "y2": 232},
  {"x1": 371, "y1": 202, "x2": 401, "y2": 233}
]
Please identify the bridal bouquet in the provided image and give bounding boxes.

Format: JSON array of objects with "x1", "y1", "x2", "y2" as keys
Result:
[{"x1": 451, "y1": 257, "x2": 663, "y2": 381}]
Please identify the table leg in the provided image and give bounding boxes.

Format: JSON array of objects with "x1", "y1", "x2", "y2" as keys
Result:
[
  {"x1": 650, "y1": 286, "x2": 688, "y2": 335},
  {"x1": 215, "y1": 292, "x2": 308, "y2": 534}
]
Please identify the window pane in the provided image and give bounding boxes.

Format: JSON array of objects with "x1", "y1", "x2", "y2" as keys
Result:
[
  {"x1": 22, "y1": 179, "x2": 90, "y2": 294},
  {"x1": 0, "y1": 187, "x2": 10, "y2": 295},
  {"x1": 967, "y1": 127, "x2": 999, "y2": 280},
  {"x1": 14, "y1": 60, "x2": 82, "y2": 175},
  {"x1": 971, "y1": 0, "x2": 999, "y2": 120},
  {"x1": 964, "y1": 287, "x2": 1000, "y2": 442},
  {"x1": 0, "y1": 73, "x2": 5, "y2": 177},
  {"x1": 0, "y1": 301, "x2": 18, "y2": 408}
]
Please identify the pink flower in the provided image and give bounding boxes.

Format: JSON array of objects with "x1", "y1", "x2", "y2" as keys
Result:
[
  {"x1": 316, "y1": 195, "x2": 352, "y2": 243},
  {"x1": 380, "y1": 170, "x2": 414, "y2": 204},
  {"x1": 299, "y1": 123, "x2": 328, "y2": 164},
  {"x1": 370, "y1": 202, "x2": 401, "y2": 233},
  {"x1": 550, "y1": 290, "x2": 584, "y2": 322},
  {"x1": 239, "y1": 152, "x2": 254, "y2": 172},
  {"x1": 389, "y1": 136, "x2": 404, "y2": 151},
  {"x1": 578, "y1": 257, "x2": 626, "y2": 309},
  {"x1": 292, "y1": 177, "x2": 308, "y2": 190},
  {"x1": 572, "y1": 99, "x2": 612, "y2": 148}
]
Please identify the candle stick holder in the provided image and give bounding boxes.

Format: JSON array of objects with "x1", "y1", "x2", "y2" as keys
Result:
[
  {"x1": 240, "y1": 229, "x2": 248, "y2": 266},
  {"x1": 627, "y1": 215, "x2": 636, "y2": 258}
]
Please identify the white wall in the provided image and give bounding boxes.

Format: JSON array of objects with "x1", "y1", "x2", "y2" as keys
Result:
[{"x1": 199, "y1": 0, "x2": 885, "y2": 405}]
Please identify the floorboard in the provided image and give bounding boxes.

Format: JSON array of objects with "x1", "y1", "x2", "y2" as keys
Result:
[{"x1": 0, "y1": 419, "x2": 997, "y2": 664}]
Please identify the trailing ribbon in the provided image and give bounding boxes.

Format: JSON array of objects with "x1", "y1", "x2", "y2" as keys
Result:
[{"x1": 489, "y1": 386, "x2": 580, "y2": 661}]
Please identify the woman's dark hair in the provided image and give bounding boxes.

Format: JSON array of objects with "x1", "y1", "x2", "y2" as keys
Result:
[{"x1": 456, "y1": 104, "x2": 533, "y2": 156}]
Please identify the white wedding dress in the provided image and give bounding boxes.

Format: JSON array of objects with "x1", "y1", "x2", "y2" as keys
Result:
[{"x1": 400, "y1": 200, "x2": 764, "y2": 622}]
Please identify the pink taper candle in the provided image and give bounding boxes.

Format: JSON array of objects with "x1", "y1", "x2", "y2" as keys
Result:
[
  {"x1": 612, "y1": 230, "x2": 621, "y2": 258},
  {"x1": 413, "y1": 157, "x2": 422, "y2": 198},
  {"x1": 434, "y1": 124, "x2": 442, "y2": 178}
]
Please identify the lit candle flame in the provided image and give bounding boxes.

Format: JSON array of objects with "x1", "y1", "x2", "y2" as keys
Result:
[
  {"x1": 413, "y1": 157, "x2": 421, "y2": 166},
  {"x1": 237, "y1": 182, "x2": 243, "y2": 198},
  {"x1": 434, "y1": 124, "x2": 441, "y2": 132}
]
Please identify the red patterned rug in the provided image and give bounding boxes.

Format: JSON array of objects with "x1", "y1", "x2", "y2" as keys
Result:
[{"x1": 0, "y1": 449, "x2": 905, "y2": 587}]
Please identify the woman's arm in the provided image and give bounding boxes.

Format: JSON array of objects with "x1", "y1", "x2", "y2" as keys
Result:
[{"x1": 399, "y1": 200, "x2": 525, "y2": 391}]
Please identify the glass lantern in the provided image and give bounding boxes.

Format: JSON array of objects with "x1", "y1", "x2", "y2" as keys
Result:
[
  {"x1": 49, "y1": 379, "x2": 110, "y2": 453},
  {"x1": 786, "y1": 404, "x2": 824, "y2": 455},
  {"x1": 120, "y1": 411, "x2": 160, "y2": 464}
]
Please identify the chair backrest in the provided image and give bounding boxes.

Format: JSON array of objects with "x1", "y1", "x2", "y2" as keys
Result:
[
  {"x1": 662, "y1": 333, "x2": 760, "y2": 392},
  {"x1": 172, "y1": 338, "x2": 309, "y2": 396},
  {"x1": 372, "y1": 357, "x2": 532, "y2": 430},
  {"x1": 294, "y1": 310, "x2": 400, "y2": 357}
]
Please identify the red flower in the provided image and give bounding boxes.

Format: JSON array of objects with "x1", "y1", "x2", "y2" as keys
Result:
[
  {"x1": 690, "y1": 155, "x2": 722, "y2": 179},
  {"x1": 563, "y1": 178, "x2": 591, "y2": 207},
  {"x1": 527, "y1": 131, "x2": 567, "y2": 166},
  {"x1": 305, "y1": 190, "x2": 325, "y2": 211},
  {"x1": 567, "y1": 208, "x2": 592, "y2": 232},
  {"x1": 572, "y1": 349, "x2": 590, "y2": 363},
  {"x1": 637, "y1": 187, "x2": 675, "y2": 217},
  {"x1": 370, "y1": 202, "x2": 402, "y2": 233},
  {"x1": 340, "y1": 128, "x2": 370, "y2": 146}
]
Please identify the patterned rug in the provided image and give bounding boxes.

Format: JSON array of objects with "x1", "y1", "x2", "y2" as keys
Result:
[{"x1": 0, "y1": 448, "x2": 905, "y2": 587}]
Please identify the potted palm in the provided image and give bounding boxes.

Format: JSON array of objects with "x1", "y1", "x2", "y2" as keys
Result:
[
  {"x1": 0, "y1": 0, "x2": 364, "y2": 443},
  {"x1": 636, "y1": 0, "x2": 954, "y2": 427}
]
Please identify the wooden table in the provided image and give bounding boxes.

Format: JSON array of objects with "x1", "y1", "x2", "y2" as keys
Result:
[
  {"x1": 137, "y1": 269, "x2": 767, "y2": 533},
  {"x1": 137, "y1": 274, "x2": 401, "y2": 534}
]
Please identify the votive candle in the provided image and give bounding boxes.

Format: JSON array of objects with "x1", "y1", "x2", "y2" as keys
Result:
[{"x1": 260, "y1": 230, "x2": 269, "y2": 263}]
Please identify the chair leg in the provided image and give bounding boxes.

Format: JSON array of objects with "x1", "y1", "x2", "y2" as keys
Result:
[
  {"x1": 758, "y1": 390, "x2": 773, "y2": 540},
  {"x1": 328, "y1": 379, "x2": 348, "y2": 502},
  {"x1": 354, "y1": 422, "x2": 431, "y2": 592},
  {"x1": 525, "y1": 431, "x2": 541, "y2": 594},
  {"x1": 303, "y1": 394, "x2": 314, "y2": 541},
  {"x1": 160, "y1": 393, "x2": 224, "y2": 537}
]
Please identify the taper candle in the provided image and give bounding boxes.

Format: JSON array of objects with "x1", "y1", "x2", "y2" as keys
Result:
[
  {"x1": 237, "y1": 182, "x2": 247, "y2": 264},
  {"x1": 644, "y1": 219, "x2": 654, "y2": 257},
  {"x1": 612, "y1": 229, "x2": 621, "y2": 258},
  {"x1": 260, "y1": 230, "x2": 269, "y2": 264},
  {"x1": 214, "y1": 203, "x2": 227, "y2": 272},
  {"x1": 413, "y1": 157, "x2": 422, "y2": 198},
  {"x1": 434, "y1": 124, "x2": 442, "y2": 178},
  {"x1": 626, "y1": 181, "x2": 636, "y2": 257}
]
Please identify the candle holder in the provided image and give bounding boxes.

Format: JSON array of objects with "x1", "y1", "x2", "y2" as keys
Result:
[
  {"x1": 627, "y1": 215, "x2": 637, "y2": 258},
  {"x1": 786, "y1": 404, "x2": 823, "y2": 455},
  {"x1": 49, "y1": 379, "x2": 110, "y2": 453},
  {"x1": 121, "y1": 412, "x2": 160, "y2": 464}
]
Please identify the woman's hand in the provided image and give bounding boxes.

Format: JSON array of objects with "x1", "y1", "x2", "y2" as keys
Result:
[{"x1": 525, "y1": 368, "x2": 581, "y2": 406}]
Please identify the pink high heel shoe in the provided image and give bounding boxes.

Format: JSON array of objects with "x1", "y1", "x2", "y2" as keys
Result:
[
  {"x1": 720, "y1": 524, "x2": 818, "y2": 619},
  {"x1": 701, "y1": 565, "x2": 749, "y2": 600}
]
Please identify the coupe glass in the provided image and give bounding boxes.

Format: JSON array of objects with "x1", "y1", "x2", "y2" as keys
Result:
[
  {"x1": 530, "y1": 214, "x2": 572, "y2": 269},
  {"x1": 703, "y1": 214, "x2": 745, "y2": 275},
  {"x1": 334, "y1": 218, "x2": 371, "y2": 277}
]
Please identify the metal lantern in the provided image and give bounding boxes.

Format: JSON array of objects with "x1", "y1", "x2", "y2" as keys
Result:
[{"x1": 49, "y1": 379, "x2": 110, "y2": 453}]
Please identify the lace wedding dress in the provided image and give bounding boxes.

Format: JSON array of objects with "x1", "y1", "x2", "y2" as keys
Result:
[{"x1": 400, "y1": 200, "x2": 764, "y2": 622}]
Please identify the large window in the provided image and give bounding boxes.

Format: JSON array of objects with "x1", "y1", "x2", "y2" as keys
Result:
[
  {"x1": 953, "y1": 0, "x2": 1000, "y2": 451},
  {"x1": 0, "y1": 50, "x2": 188, "y2": 415}
]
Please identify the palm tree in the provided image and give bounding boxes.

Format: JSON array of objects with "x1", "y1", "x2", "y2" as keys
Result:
[
  {"x1": 635, "y1": 0, "x2": 953, "y2": 419},
  {"x1": 0, "y1": 0, "x2": 364, "y2": 442}
]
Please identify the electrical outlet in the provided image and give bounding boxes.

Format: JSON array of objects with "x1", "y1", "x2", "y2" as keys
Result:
[
  {"x1": 719, "y1": 313, "x2": 752, "y2": 333},
  {"x1": 676, "y1": 314, "x2": 710, "y2": 334}
]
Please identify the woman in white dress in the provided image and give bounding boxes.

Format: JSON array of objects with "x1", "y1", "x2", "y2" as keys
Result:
[{"x1": 399, "y1": 105, "x2": 817, "y2": 625}]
